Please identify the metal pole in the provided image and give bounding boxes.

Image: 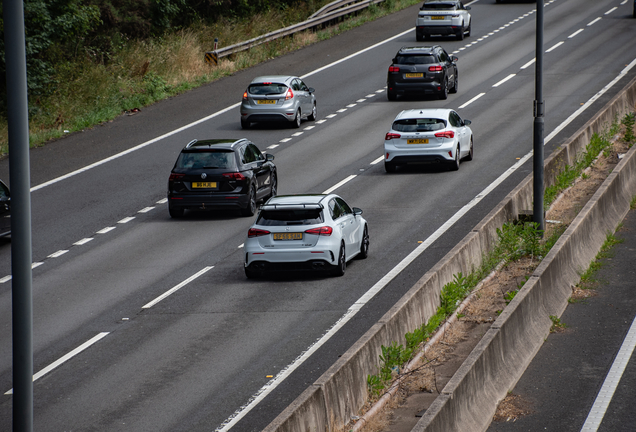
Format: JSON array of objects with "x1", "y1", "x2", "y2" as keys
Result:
[
  {"x1": 533, "y1": 0, "x2": 545, "y2": 234},
  {"x1": 4, "y1": 0, "x2": 34, "y2": 430}
]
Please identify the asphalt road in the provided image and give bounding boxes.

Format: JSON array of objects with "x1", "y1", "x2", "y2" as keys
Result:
[{"x1": 1, "y1": 0, "x2": 636, "y2": 431}]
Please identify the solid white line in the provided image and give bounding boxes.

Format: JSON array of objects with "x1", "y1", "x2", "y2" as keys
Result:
[
  {"x1": 568, "y1": 29, "x2": 584, "y2": 38},
  {"x1": 370, "y1": 155, "x2": 384, "y2": 165},
  {"x1": 605, "y1": 7, "x2": 617, "y2": 14},
  {"x1": 546, "y1": 41, "x2": 565, "y2": 53},
  {"x1": 493, "y1": 74, "x2": 516, "y2": 87},
  {"x1": 588, "y1": 17, "x2": 602, "y2": 26},
  {"x1": 581, "y1": 317, "x2": 636, "y2": 431},
  {"x1": 142, "y1": 266, "x2": 214, "y2": 309},
  {"x1": 521, "y1": 58, "x2": 536, "y2": 69},
  {"x1": 4, "y1": 332, "x2": 110, "y2": 395},
  {"x1": 73, "y1": 238, "x2": 93, "y2": 246},
  {"x1": 48, "y1": 250, "x2": 69, "y2": 258},
  {"x1": 458, "y1": 93, "x2": 485, "y2": 109},
  {"x1": 215, "y1": 55, "x2": 636, "y2": 432},
  {"x1": 97, "y1": 227, "x2": 116, "y2": 234},
  {"x1": 322, "y1": 175, "x2": 357, "y2": 194}
]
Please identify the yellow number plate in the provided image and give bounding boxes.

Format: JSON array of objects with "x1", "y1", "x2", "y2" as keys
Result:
[
  {"x1": 273, "y1": 232, "x2": 303, "y2": 241},
  {"x1": 407, "y1": 138, "x2": 429, "y2": 144},
  {"x1": 431, "y1": 16, "x2": 445, "y2": 20},
  {"x1": 257, "y1": 100, "x2": 277, "y2": 104},
  {"x1": 405, "y1": 73, "x2": 423, "y2": 78},
  {"x1": 192, "y1": 182, "x2": 217, "y2": 188}
]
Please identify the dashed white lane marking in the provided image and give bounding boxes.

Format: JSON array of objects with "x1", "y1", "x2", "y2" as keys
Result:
[
  {"x1": 31, "y1": 262, "x2": 44, "y2": 269},
  {"x1": 356, "y1": 99, "x2": 366, "y2": 103},
  {"x1": 279, "y1": 138, "x2": 292, "y2": 143},
  {"x1": 303, "y1": 126, "x2": 315, "y2": 130},
  {"x1": 568, "y1": 29, "x2": 584, "y2": 38},
  {"x1": 142, "y1": 266, "x2": 214, "y2": 309},
  {"x1": 347, "y1": 104, "x2": 357, "y2": 108},
  {"x1": 588, "y1": 17, "x2": 602, "y2": 26},
  {"x1": 4, "y1": 332, "x2": 110, "y2": 395},
  {"x1": 292, "y1": 132, "x2": 304, "y2": 136},
  {"x1": 581, "y1": 316, "x2": 636, "y2": 431},
  {"x1": 267, "y1": 144, "x2": 279, "y2": 149},
  {"x1": 604, "y1": 6, "x2": 617, "y2": 14},
  {"x1": 365, "y1": 94, "x2": 376, "y2": 98},
  {"x1": 375, "y1": 89, "x2": 385, "y2": 93},
  {"x1": 316, "y1": 119, "x2": 327, "y2": 124},
  {"x1": 0, "y1": 275, "x2": 11, "y2": 283},
  {"x1": 493, "y1": 74, "x2": 516, "y2": 87},
  {"x1": 238, "y1": 243, "x2": 244, "y2": 248},
  {"x1": 138, "y1": 207, "x2": 155, "y2": 213},
  {"x1": 326, "y1": 114, "x2": 337, "y2": 119},
  {"x1": 458, "y1": 93, "x2": 485, "y2": 109},
  {"x1": 118, "y1": 217, "x2": 135, "y2": 224},
  {"x1": 371, "y1": 156, "x2": 384, "y2": 165},
  {"x1": 73, "y1": 238, "x2": 93, "y2": 246},
  {"x1": 521, "y1": 58, "x2": 536, "y2": 69},
  {"x1": 546, "y1": 41, "x2": 565, "y2": 53},
  {"x1": 97, "y1": 227, "x2": 116, "y2": 234},
  {"x1": 337, "y1": 108, "x2": 347, "y2": 113},
  {"x1": 156, "y1": 198, "x2": 168, "y2": 204},
  {"x1": 620, "y1": 0, "x2": 627, "y2": 4},
  {"x1": 48, "y1": 250, "x2": 68, "y2": 258},
  {"x1": 322, "y1": 175, "x2": 357, "y2": 195}
]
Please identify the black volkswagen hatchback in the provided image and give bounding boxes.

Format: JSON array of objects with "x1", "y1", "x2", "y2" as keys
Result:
[
  {"x1": 0, "y1": 180, "x2": 10, "y2": 238},
  {"x1": 167, "y1": 139, "x2": 276, "y2": 218}
]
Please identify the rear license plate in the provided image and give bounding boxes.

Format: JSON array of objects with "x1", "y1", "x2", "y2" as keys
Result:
[
  {"x1": 192, "y1": 182, "x2": 217, "y2": 188},
  {"x1": 257, "y1": 100, "x2": 277, "y2": 104},
  {"x1": 407, "y1": 138, "x2": 429, "y2": 144},
  {"x1": 273, "y1": 232, "x2": 303, "y2": 241},
  {"x1": 405, "y1": 73, "x2": 423, "y2": 78},
  {"x1": 431, "y1": 16, "x2": 445, "y2": 20}
]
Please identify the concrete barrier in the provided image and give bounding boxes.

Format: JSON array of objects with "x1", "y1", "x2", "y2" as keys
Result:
[{"x1": 264, "y1": 76, "x2": 636, "y2": 432}]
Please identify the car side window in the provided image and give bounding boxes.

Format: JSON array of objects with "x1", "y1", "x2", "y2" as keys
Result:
[
  {"x1": 438, "y1": 49, "x2": 448, "y2": 63},
  {"x1": 0, "y1": 183, "x2": 8, "y2": 199},
  {"x1": 299, "y1": 80, "x2": 309, "y2": 91},
  {"x1": 242, "y1": 145, "x2": 257, "y2": 164},
  {"x1": 292, "y1": 79, "x2": 301, "y2": 91},
  {"x1": 336, "y1": 198, "x2": 352, "y2": 215},
  {"x1": 329, "y1": 199, "x2": 346, "y2": 219},
  {"x1": 449, "y1": 112, "x2": 459, "y2": 127},
  {"x1": 248, "y1": 144, "x2": 264, "y2": 161}
]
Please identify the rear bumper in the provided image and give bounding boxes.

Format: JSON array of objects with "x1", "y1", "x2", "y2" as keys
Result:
[
  {"x1": 384, "y1": 142, "x2": 455, "y2": 164},
  {"x1": 387, "y1": 80, "x2": 444, "y2": 96},
  {"x1": 416, "y1": 25, "x2": 463, "y2": 36},
  {"x1": 168, "y1": 194, "x2": 249, "y2": 210}
]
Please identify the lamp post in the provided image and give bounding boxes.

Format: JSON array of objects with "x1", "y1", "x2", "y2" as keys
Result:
[{"x1": 533, "y1": 0, "x2": 545, "y2": 234}]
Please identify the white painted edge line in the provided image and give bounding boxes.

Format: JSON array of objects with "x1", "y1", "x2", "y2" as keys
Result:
[
  {"x1": 580, "y1": 316, "x2": 636, "y2": 431},
  {"x1": 568, "y1": 28, "x2": 584, "y2": 38},
  {"x1": 605, "y1": 6, "x2": 617, "y2": 14},
  {"x1": 97, "y1": 227, "x2": 116, "y2": 234},
  {"x1": 118, "y1": 217, "x2": 135, "y2": 224},
  {"x1": 458, "y1": 93, "x2": 485, "y2": 109},
  {"x1": 142, "y1": 266, "x2": 214, "y2": 309},
  {"x1": 5, "y1": 332, "x2": 110, "y2": 395},
  {"x1": 322, "y1": 175, "x2": 357, "y2": 195},
  {"x1": 546, "y1": 41, "x2": 565, "y2": 53},
  {"x1": 73, "y1": 238, "x2": 93, "y2": 246},
  {"x1": 48, "y1": 250, "x2": 69, "y2": 258},
  {"x1": 370, "y1": 155, "x2": 384, "y2": 165},
  {"x1": 521, "y1": 58, "x2": 536, "y2": 69},
  {"x1": 588, "y1": 17, "x2": 602, "y2": 26},
  {"x1": 0, "y1": 275, "x2": 11, "y2": 283},
  {"x1": 493, "y1": 74, "x2": 516, "y2": 88},
  {"x1": 215, "y1": 55, "x2": 636, "y2": 432},
  {"x1": 156, "y1": 198, "x2": 168, "y2": 204}
]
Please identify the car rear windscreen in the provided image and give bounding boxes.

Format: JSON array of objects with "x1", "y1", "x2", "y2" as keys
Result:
[
  {"x1": 248, "y1": 83, "x2": 287, "y2": 95},
  {"x1": 395, "y1": 55, "x2": 436, "y2": 65},
  {"x1": 392, "y1": 118, "x2": 447, "y2": 132},
  {"x1": 176, "y1": 150, "x2": 236, "y2": 169},
  {"x1": 257, "y1": 209, "x2": 324, "y2": 226}
]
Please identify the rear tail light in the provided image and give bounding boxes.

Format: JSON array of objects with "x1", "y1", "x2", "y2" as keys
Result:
[
  {"x1": 169, "y1": 173, "x2": 185, "y2": 181},
  {"x1": 305, "y1": 226, "x2": 333, "y2": 236},
  {"x1": 285, "y1": 88, "x2": 294, "y2": 100},
  {"x1": 429, "y1": 65, "x2": 443, "y2": 72},
  {"x1": 385, "y1": 132, "x2": 401, "y2": 140},
  {"x1": 243, "y1": 91, "x2": 248, "y2": 100},
  {"x1": 223, "y1": 172, "x2": 247, "y2": 180},
  {"x1": 435, "y1": 131, "x2": 455, "y2": 139},
  {"x1": 389, "y1": 66, "x2": 400, "y2": 72},
  {"x1": 248, "y1": 228, "x2": 271, "y2": 238}
]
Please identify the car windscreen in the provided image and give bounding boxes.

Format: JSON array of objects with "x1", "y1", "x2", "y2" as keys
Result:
[
  {"x1": 175, "y1": 150, "x2": 236, "y2": 169},
  {"x1": 422, "y1": 2, "x2": 456, "y2": 10},
  {"x1": 248, "y1": 83, "x2": 287, "y2": 95},
  {"x1": 392, "y1": 118, "x2": 447, "y2": 132},
  {"x1": 256, "y1": 209, "x2": 324, "y2": 226},
  {"x1": 395, "y1": 55, "x2": 436, "y2": 65}
]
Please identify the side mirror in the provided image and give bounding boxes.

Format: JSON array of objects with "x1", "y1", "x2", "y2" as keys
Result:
[
  {"x1": 464, "y1": 120, "x2": 471, "y2": 126},
  {"x1": 266, "y1": 153, "x2": 275, "y2": 161},
  {"x1": 352, "y1": 207, "x2": 363, "y2": 216},
  {"x1": 451, "y1": 56, "x2": 458, "y2": 62},
  {"x1": 308, "y1": 87, "x2": 315, "y2": 93},
  {"x1": 466, "y1": 6, "x2": 471, "y2": 10}
]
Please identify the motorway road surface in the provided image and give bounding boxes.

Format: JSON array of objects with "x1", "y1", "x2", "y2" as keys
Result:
[{"x1": 1, "y1": 0, "x2": 636, "y2": 430}]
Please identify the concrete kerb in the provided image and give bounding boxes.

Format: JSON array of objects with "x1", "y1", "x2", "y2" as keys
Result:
[{"x1": 264, "y1": 76, "x2": 636, "y2": 432}]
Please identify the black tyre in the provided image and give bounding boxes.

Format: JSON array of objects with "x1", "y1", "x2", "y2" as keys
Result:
[
  {"x1": 268, "y1": 174, "x2": 277, "y2": 200},
  {"x1": 416, "y1": 32, "x2": 424, "y2": 42},
  {"x1": 449, "y1": 146, "x2": 460, "y2": 171},
  {"x1": 358, "y1": 225, "x2": 369, "y2": 259},
  {"x1": 245, "y1": 266, "x2": 258, "y2": 279},
  {"x1": 387, "y1": 90, "x2": 397, "y2": 101},
  {"x1": 241, "y1": 118, "x2": 250, "y2": 129},
  {"x1": 450, "y1": 73, "x2": 458, "y2": 94},
  {"x1": 464, "y1": 137, "x2": 474, "y2": 161},
  {"x1": 308, "y1": 103, "x2": 317, "y2": 121},
  {"x1": 384, "y1": 161, "x2": 397, "y2": 173},
  {"x1": 439, "y1": 79, "x2": 448, "y2": 100},
  {"x1": 456, "y1": 26, "x2": 464, "y2": 40},
  {"x1": 241, "y1": 186, "x2": 257, "y2": 217},
  {"x1": 292, "y1": 109, "x2": 301, "y2": 128},
  {"x1": 333, "y1": 243, "x2": 346, "y2": 277},
  {"x1": 466, "y1": 23, "x2": 471, "y2": 37},
  {"x1": 169, "y1": 205, "x2": 184, "y2": 218}
]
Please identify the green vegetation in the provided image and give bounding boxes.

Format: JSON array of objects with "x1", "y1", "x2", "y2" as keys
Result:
[
  {"x1": 578, "y1": 231, "x2": 623, "y2": 287},
  {"x1": 623, "y1": 112, "x2": 636, "y2": 147},
  {"x1": 0, "y1": 0, "x2": 422, "y2": 156},
  {"x1": 549, "y1": 315, "x2": 567, "y2": 332}
]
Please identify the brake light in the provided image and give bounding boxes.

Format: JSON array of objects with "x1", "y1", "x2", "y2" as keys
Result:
[
  {"x1": 248, "y1": 228, "x2": 271, "y2": 238},
  {"x1": 285, "y1": 88, "x2": 294, "y2": 100},
  {"x1": 389, "y1": 66, "x2": 400, "y2": 72},
  {"x1": 262, "y1": 82, "x2": 272, "y2": 84},
  {"x1": 223, "y1": 172, "x2": 247, "y2": 180},
  {"x1": 435, "y1": 131, "x2": 455, "y2": 139},
  {"x1": 385, "y1": 132, "x2": 401, "y2": 140},
  {"x1": 429, "y1": 65, "x2": 443, "y2": 72},
  {"x1": 243, "y1": 91, "x2": 248, "y2": 100},
  {"x1": 305, "y1": 226, "x2": 333, "y2": 236},
  {"x1": 169, "y1": 173, "x2": 185, "y2": 181}
]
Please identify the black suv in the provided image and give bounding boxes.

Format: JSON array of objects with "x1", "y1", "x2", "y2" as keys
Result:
[
  {"x1": 387, "y1": 46, "x2": 458, "y2": 101},
  {"x1": 0, "y1": 180, "x2": 10, "y2": 238},
  {"x1": 167, "y1": 139, "x2": 276, "y2": 218}
]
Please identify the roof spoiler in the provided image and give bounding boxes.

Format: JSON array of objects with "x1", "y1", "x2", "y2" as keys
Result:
[{"x1": 261, "y1": 203, "x2": 323, "y2": 211}]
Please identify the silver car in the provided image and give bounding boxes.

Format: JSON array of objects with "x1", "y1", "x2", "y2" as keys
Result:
[
  {"x1": 416, "y1": 0, "x2": 472, "y2": 41},
  {"x1": 243, "y1": 194, "x2": 369, "y2": 278},
  {"x1": 240, "y1": 75, "x2": 317, "y2": 129},
  {"x1": 384, "y1": 108, "x2": 473, "y2": 172}
]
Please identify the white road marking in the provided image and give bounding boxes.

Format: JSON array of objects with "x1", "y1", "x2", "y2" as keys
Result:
[
  {"x1": 356, "y1": 99, "x2": 366, "y2": 103},
  {"x1": 142, "y1": 266, "x2": 214, "y2": 309},
  {"x1": 546, "y1": 41, "x2": 565, "y2": 53},
  {"x1": 322, "y1": 175, "x2": 357, "y2": 194},
  {"x1": 156, "y1": 198, "x2": 168, "y2": 204},
  {"x1": 48, "y1": 250, "x2": 69, "y2": 258},
  {"x1": 365, "y1": 94, "x2": 376, "y2": 98},
  {"x1": 337, "y1": 108, "x2": 347, "y2": 113},
  {"x1": 279, "y1": 138, "x2": 292, "y2": 143},
  {"x1": 521, "y1": 58, "x2": 536, "y2": 69},
  {"x1": 292, "y1": 132, "x2": 304, "y2": 136},
  {"x1": 0, "y1": 275, "x2": 11, "y2": 283},
  {"x1": 604, "y1": 7, "x2": 617, "y2": 14},
  {"x1": 316, "y1": 119, "x2": 327, "y2": 124},
  {"x1": 303, "y1": 126, "x2": 315, "y2": 130},
  {"x1": 97, "y1": 227, "x2": 116, "y2": 234},
  {"x1": 493, "y1": 74, "x2": 516, "y2": 87},
  {"x1": 138, "y1": 207, "x2": 155, "y2": 213},
  {"x1": 4, "y1": 332, "x2": 110, "y2": 395},
  {"x1": 347, "y1": 104, "x2": 357, "y2": 108},
  {"x1": 215, "y1": 54, "x2": 636, "y2": 432},
  {"x1": 580, "y1": 316, "x2": 636, "y2": 431},
  {"x1": 267, "y1": 144, "x2": 279, "y2": 149},
  {"x1": 238, "y1": 243, "x2": 244, "y2": 248},
  {"x1": 73, "y1": 238, "x2": 93, "y2": 246},
  {"x1": 458, "y1": 93, "x2": 485, "y2": 109},
  {"x1": 568, "y1": 29, "x2": 584, "y2": 38},
  {"x1": 118, "y1": 217, "x2": 135, "y2": 224},
  {"x1": 588, "y1": 17, "x2": 602, "y2": 26},
  {"x1": 371, "y1": 155, "x2": 384, "y2": 165},
  {"x1": 31, "y1": 262, "x2": 44, "y2": 269},
  {"x1": 375, "y1": 89, "x2": 385, "y2": 93},
  {"x1": 326, "y1": 114, "x2": 337, "y2": 118}
]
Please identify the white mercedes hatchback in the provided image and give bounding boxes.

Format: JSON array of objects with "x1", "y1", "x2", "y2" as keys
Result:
[
  {"x1": 384, "y1": 108, "x2": 473, "y2": 172},
  {"x1": 243, "y1": 194, "x2": 369, "y2": 278}
]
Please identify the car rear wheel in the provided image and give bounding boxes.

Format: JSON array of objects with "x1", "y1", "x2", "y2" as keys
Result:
[
  {"x1": 456, "y1": 25, "x2": 464, "y2": 40},
  {"x1": 416, "y1": 32, "x2": 424, "y2": 42},
  {"x1": 387, "y1": 90, "x2": 397, "y2": 101},
  {"x1": 308, "y1": 103, "x2": 317, "y2": 121},
  {"x1": 169, "y1": 205, "x2": 184, "y2": 218},
  {"x1": 466, "y1": 23, "x2": 471, "y2": 37},
  {"x1": 292, "y1": 109, "x2": 301, "y2": 128},
  {"x1": 241, "y1": 118, "x2": 250, "y2": 129},
  {"x1": 245, "y1": 266, "x2": 259, "y2": 279},
  {"x1": 450, "y1": 73, "x2": 458, "y2": 94},
  {"x1": 384, "y1": 161, "x2": 397, "y2": 173},
  {"x1": 333, "y1": 243, "x2": 346, "y2": 276},
  {"x1": 439, "y1": 79, "x2": 448, "y2": 100},
  {"x1": 358, "y1": 225, "x2": 369, "y2": 259},
  {"x1": 464, "y1": 137, "x2": 474, "y2": 161},
  {"x1": 450, "y1": 146, "x2": 460, "y2": 171},
  {"x1": 241, "y1": 186, "x2": 257, "y2": 217},
  {"x1": 268, "y1": 174, "x2": 277, "y2": 200}
]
